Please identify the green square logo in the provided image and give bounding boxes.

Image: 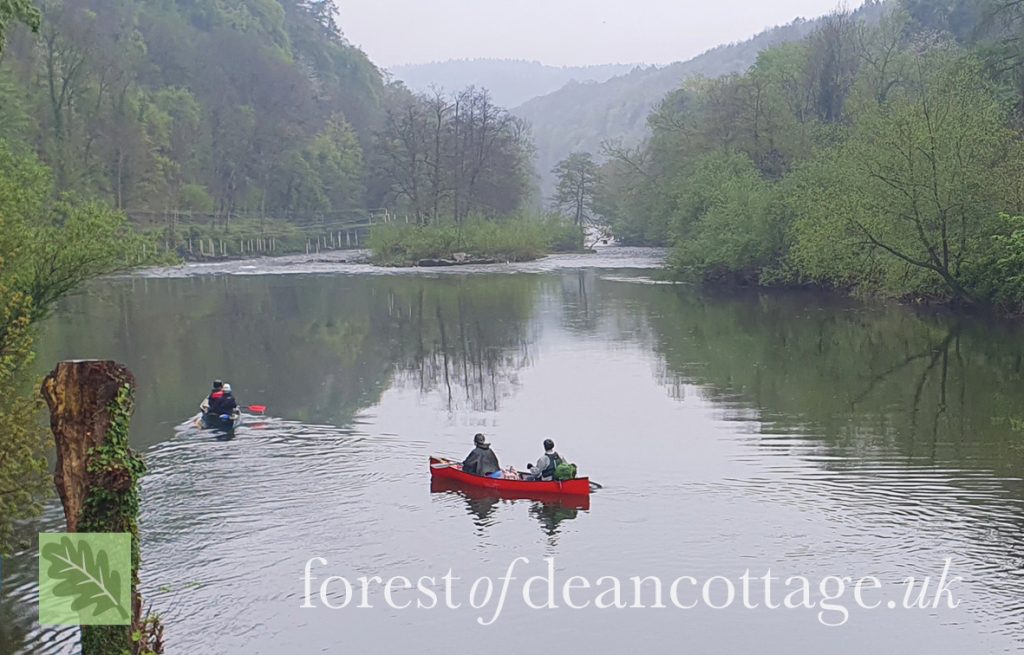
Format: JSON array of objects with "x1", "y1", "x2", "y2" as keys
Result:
[{"x1": 38, "y1": 532, "x2": 132, "y2": 626}]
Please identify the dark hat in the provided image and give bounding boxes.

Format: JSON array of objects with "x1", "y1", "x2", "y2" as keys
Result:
[
  {"x1": 543, "y1": 438, "x2": 555, "y2": 451},
  {"x1": 212, "y1": 379, "x2": 223, "y2": 389},
  {"x1": 474, "y1": 433, "x2": 489, "y2": 447}
]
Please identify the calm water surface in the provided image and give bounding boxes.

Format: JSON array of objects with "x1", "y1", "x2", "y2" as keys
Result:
[{"x1": 2, "y1": 248, "x2": 1022, "y2": 653}]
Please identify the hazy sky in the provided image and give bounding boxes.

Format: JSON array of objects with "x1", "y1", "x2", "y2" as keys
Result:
[{"x1": 339, "y1": 0, "x2": 851, "y2": 68}]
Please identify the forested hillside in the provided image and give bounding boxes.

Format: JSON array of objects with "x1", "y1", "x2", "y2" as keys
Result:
[
  {"x1": 390, "y1": 59, "x2": 635, "y2": 108},
  {"x1": 598, "y1": 0, "x2": 1024, "y2": 313},
  {"x1": 0, "y1": 0, "x2": 388, "y2": 220},
  {"x1": 517, "y1": 1, "x2": 887, "y2": 190},
  {"x1": 0, "y1": 0, "x2": 537, "y2": 228}
]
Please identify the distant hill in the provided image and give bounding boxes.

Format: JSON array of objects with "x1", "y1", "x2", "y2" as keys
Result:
[
  {"x1": 517, "y1": 2, "x2": 886, "y2": 192},
  {"x1": 388, "y1": 59, "x2": 636, "y2": 108}
]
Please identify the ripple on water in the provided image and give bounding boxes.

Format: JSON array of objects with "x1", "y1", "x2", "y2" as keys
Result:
[
  {"x1": 11, "y1": 264, "x2": 1024, "y2": 654},
  {"x1": 694, "y1": 420, "x2": 1024, "y2": 646}
]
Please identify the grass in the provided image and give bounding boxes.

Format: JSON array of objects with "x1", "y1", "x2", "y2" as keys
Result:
[{"x1": 367, "y1": 216, "x2": 584, "y2": 266}]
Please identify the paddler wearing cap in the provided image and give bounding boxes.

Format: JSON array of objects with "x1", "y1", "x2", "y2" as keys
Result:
[{"x1": 461, "y1": 433, "x2": 501, "y2": 478}]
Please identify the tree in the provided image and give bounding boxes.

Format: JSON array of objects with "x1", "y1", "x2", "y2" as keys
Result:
[
  {"x1": 0, "y1": 0, "x2": 389, "y2": 220},
  {"x1": 0, "y1": 143, "x2": 149, "y2": 555},
  {"x1": 669, "y1": 151, "x2": 785, "y2": 282},
  {"x1": 806, "y1": 10, "x2": 860, "y2": 124},
  {"x1": 790, "y1": 55, "x2": 1019, "y2": 302},
  {"x1": 551, "y1": 152, "x2": 600, "y2": 227},
  {"x1": 0, "y1": 0, "x2": 39, "y2": 47},
  {"x1": 371, "y1": 86, "x2": 533, "y2": 224},
  {"x1": 373, "y1": 89, "x2": 432, "y2": 223}
]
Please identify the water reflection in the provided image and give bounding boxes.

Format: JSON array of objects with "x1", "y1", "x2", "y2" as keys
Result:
[
  {"x1": 33, "y1": 274, "x2": 544, "y2": 440},
  {"x1": 386, "y1": 278, "x2": 539, "y2": 411},
  {"x1": 430, "y1": 478, "x2": 589, "y2": 541},
  {"x1": 4, "y1": 262, "x2": 1023, "y2": 654},
  {"x1": 619, "y1": 285, "x2": 1024, "y2": 486},
  {"x1": 528, "y1": 501, "x2": 585, "y2": 540}
]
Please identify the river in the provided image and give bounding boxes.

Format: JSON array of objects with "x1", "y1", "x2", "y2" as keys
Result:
[{"x1": 1, "y1": 248, "x2": 1022, "y2": 653}]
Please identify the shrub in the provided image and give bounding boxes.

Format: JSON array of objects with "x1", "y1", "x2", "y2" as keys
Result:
[{"x1": 367, "y1": 216, "x2": 583, "y2": 265}]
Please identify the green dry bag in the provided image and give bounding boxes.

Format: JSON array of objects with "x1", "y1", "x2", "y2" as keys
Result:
[{"x1": 554, "y1": 461, "x2": 577, "y2": 481}]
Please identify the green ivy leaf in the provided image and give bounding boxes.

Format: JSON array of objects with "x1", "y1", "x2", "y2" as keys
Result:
[{"x1": 41, "y1": 536, "x2": 130, "y2": 620}]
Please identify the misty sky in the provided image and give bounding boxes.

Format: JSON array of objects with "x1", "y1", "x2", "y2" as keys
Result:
[{"x1": 339, "y1": 0, "x2": 852, "y2": 68}]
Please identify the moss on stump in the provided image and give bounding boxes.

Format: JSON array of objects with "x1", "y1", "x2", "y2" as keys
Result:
[{"x1": 41, "y1": 360, "x2": 160, "y2": 655}]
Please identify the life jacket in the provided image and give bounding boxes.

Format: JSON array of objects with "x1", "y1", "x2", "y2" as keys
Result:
[
  {"x1": 541, "y1": 452, "x2": 563, "y2": 480},
  {"x1": 209, "y1": 391, "x2": 236, "y2": 415}
]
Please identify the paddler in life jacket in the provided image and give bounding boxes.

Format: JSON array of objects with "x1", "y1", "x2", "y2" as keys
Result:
[
  {"x1": 527, "y1": 439, "x2": 565, "y2": 481},
  {"x1": 209, "y1": 382, "x2": 238, "y2": 417},
  {"x1": 200, "y1": 379, "x2": 224, "y2": 413},
  {"x1": 462, "y1": 433, "x2": 501, "y2": 478}
]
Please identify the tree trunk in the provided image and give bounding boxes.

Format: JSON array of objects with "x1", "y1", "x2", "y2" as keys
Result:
[
  {"x1": 41, "y1": 360, "x2": 135, "y2": 533},
  {"x1": 40, "y1": 360, "x2": 161, "y2": 655}
]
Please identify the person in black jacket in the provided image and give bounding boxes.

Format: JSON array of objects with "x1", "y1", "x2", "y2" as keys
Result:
[
  {"x1": 200, "y1": 379, "x2": 224, "y2": 413},
  {"x1": 209, "y1": 382, "x2": 238, "y2": 416},
  {"x1": 462, "y1": 433, "x2": 500, "y2": 477}
]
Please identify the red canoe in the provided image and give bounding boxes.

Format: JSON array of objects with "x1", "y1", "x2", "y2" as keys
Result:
[{"x1": 429, "y1": 456, "x2": 591, "y2": 496}]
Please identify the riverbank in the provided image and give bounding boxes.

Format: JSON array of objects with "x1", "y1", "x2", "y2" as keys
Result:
[{"x1": 661, "y1": 264, "x2": 1024, "y2": 319}]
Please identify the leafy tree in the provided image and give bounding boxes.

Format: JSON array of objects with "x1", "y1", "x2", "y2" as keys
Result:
[
  {"x1": 670, "y1": 152, "x2": 786, "y2": 282},
  {"x1": 790, "y1": 55, "x2": 1017, "y2": 303},
  {"x1": 551, "y1": 152, "x2": 600, "y2": 227},
  {"x1": 595, "y1": 149, "x2": 672, "y2": 246},
  {"x1": 984, "y1": 213, "x2": 1024, "y2": 309},
  {"x1": 601, "y1": 3, "x2": 1024, "y2": 312},
  {"x1": 0, "y1": 142, "x2": 148, "y2": 554},
  {"x1": 0, "y1": 0, "x2": 39, "y2": 47},
  {"x1": 0, "y1": 0, "x2": 386, "y2": 220}
]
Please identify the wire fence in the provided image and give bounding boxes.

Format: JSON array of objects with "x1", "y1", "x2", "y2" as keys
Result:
[{"x1": 127, "y1": 208, "x2": 412, "y2": 259}]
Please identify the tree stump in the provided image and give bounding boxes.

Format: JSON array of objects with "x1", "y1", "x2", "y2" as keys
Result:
[
  {"x1": 41, "y1": 360, "x2": 161, "y2": 654},
  {"x1": 41, "y1": 360, "x2": 136, "y2": 533}
]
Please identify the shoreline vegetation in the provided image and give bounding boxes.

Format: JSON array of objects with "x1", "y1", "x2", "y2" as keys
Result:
[
  {"x1": 365, "y1": 218, "x2": 585, "y2": 267},
  {"x1": 132, "y1": 214, "x2": 588, "y2": 267},
  {"x1": 594, "y1": 3, "x2": 1024, "y2": 317}
]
